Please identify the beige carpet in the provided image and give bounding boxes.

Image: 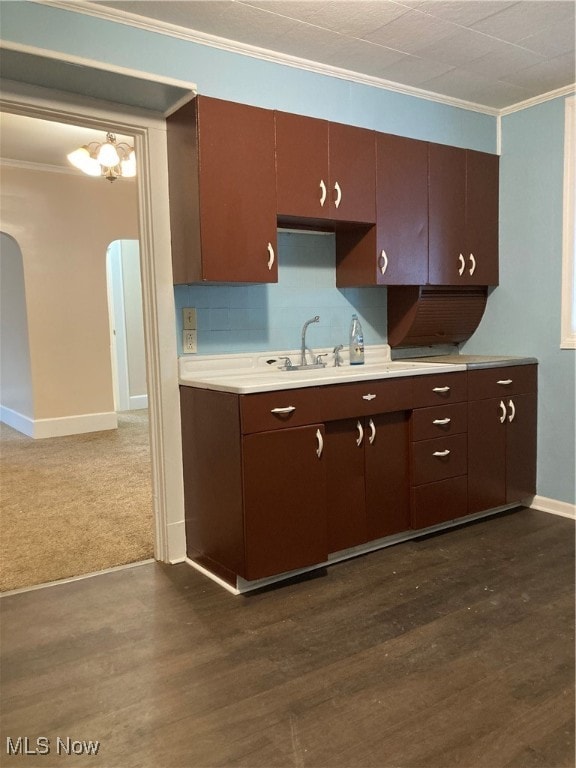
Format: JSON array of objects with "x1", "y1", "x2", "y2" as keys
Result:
[{"x1": 0, "y1": 410, "x2": 154, "y2": 592}]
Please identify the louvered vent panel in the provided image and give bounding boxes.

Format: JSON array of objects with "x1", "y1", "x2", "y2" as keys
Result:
[{"x1": 388, "y1": 287, "x2": 488, "y2": 348}]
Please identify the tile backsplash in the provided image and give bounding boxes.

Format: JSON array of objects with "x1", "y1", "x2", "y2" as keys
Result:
[{"x1": 174, "y1": 231, "x2": 388, "y2": 354}]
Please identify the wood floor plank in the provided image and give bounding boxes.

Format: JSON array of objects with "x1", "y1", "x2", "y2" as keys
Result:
[{"x1": 1, "y1": 508, "x2": 573, "y2": 768}]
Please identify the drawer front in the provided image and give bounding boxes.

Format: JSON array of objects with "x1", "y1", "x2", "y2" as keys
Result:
[
  {"x1": 412, "y1": 433, "x2": 467, "y2": 486},
  {"x1": 411, "y1": 475, "x2": 468, "y2": 530},
  {"x1": 240, "y1": 387, "x2": 321, "y2": 433},
  {"x1": 468, "y1": 364, "x2": 537, "y2": 400},
  {"x1": 411, "y1": 372, "x2": 467, "y2": 408},
  {"x1": 319, "y1": 377, "x2": 414, "y2": 421},
  {"x1": 411, "y1": 402, "x2": 468, "y2": 441}
]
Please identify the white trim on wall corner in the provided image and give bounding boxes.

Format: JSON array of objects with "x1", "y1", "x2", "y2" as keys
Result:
[
  {"x1": 128, "y1": 394, "x2": 148, "y2": 410},
  {"x1": 0, "y1": 405, "x2": 35, "y2": 437},
  {"x1": 1, "y1": 405, "x2": 118, "y2": 438},
  {"x1": 530, "y1": 495, "x2": 576, "y2": 520}
]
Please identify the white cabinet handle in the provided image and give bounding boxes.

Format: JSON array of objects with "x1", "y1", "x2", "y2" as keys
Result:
[
  {"x1": 334, "y1": 181, "x2": 342, "y2": 209},
  {"x1": 433, "y1": 449, "x2": 450, "y2": 457},
  {"x1": 362, "y1": 393, "x2": 376, "y2": 401},
  {"x1": 378, "y1": 250, "x2": 388, "y2": 276},
  {"x1": 316, "y1": 428, "x2": 323, "y2": 458},
  {"x1": 270, "y1": 406, "x2": 296, "y2": 414},
  {"x1": 433, "y1": 418, "x2": 451, "y2": 425},
  {"x1": 433, "y1": 386, "x2": 450, "y2": 393},
  {"x1": 497, "y1": 379, "x2": 513, "y2": 386},
  {"x1": 368, "y1": 418, "x2": 376, "y2": 445},
  {"x1": 319, "y1": 179, "x2": 327, "y2": 207},
  {"x1": 356, "y1": 420, "x2": 364, "y2": 447},
  {"x1": 267, "y1": 242, "x2": 275, "y2": 270},
  {"x1": 469, "y1": 253, "x2": 476, "y2": 276},
  {"x1": 508, "y1": 399, "x2": 516, "y2": 423},
  {"x1": 499, "y1": 400, "x2": 507, "y2": 423},
  {"x1": 458, "y1": 253, "x2": 465, "y2": 276}
]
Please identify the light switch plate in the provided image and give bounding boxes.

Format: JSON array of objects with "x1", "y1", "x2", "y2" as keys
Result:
[
  {"x1": 182, "y1": 329, "x2": 197, "y2": 354},
  {"x1": 182, "y1": 307, "x2": 197, "y2": 330}
]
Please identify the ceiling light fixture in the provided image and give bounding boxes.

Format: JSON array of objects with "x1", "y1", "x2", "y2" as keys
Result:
[{"x1": 67, "y1": 132, "x2": 136, "y2": 182}]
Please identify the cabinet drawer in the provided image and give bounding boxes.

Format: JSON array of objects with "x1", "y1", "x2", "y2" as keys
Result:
[
  {"x1": 412, "y1": 433, "x2": 467, "y2": 485},
  {"x1": 468, "y1": 364, "x2": 537, "y2": 400},
  {"x1": 411, "y1": 475, "x2": 468, "y2": 529},
  {"x1": 319, "y1": 377, "x2": 414, "y2": 420},
  {"x1": 411, "y1": 402, "x2": 467, "y2": 441},
  {"x1": 241, "y1": 387, "x2": 321, "y2": 434},
  {"x1": 411, "y1": 372, "x2": 467, "y2": 408}
]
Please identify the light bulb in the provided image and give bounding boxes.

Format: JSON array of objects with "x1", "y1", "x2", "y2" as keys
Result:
[
  {"x1": 67, "y1": 147, "x2": 101, "y2": 176},
  {"x1": 120, "y1": 150, "x2": 136, "y2": 178},
  {"x1": 97, "y1": 140, "x2": 120, "y2": 168}
]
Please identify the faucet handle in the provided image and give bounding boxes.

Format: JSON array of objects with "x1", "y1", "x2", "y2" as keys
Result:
[
  {"x1": 333, "y1": 344, "x2": 344, "y2": 367},
  {"x1": 278, "y1": 356, "x2": 293, "y2": 370},
  {"x1": 315, "y1": 353, "x2": 328, "y2": 367}
]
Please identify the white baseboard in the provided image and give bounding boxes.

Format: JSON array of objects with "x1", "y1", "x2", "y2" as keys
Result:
[
  {"x1": 129, "y1": 394, "x2": 148, "y2": 410},
  {"x1": 1, "y1": 406, "x2": 118, "y2": 438},
  {"x1": 530, "y1": 495, "x2": 576, "y2": 520},
  {"x1": 0, "y1": 405, "x2": 34, "y2": 436}
]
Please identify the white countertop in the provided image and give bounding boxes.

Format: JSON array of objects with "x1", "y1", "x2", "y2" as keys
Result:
[{"x1": 178, "y1": 345, "x2": 467, "y2": 394}]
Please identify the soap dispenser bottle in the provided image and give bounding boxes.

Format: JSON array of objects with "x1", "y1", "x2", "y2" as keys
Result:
[{"x1": 349, "y1": 314, "x2": 365, "y2": 365}]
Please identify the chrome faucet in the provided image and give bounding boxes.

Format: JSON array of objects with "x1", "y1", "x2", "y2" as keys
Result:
[
  {"x1": 333, "y1": 344, "x2": 344, "y2": 367},
  {"x1": 300, "y1": 316, "x2": 320, "y2": 367}
]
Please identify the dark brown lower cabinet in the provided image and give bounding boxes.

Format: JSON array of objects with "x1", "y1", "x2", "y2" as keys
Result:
[
  {"x1": 242, "y1": 425, "x2": 327, "y2": 581},
  {"x1": 325, "y1": 412, "x2": 410, "y2": 553},
  {"x1": 468, "y1": 393, "x2": 537, "y2": 514}
]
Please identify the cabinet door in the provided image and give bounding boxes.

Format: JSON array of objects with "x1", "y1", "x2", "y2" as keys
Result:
[
  {"x1": 197, "y1": 97, "x2": 278, "y2": 282},
  {"x1": 325, "y1": 419, "x2": 368, "y2": 553},
  {"x1": 506, "y1": 393, "x2": 537, "y2": 503},
  {"x1": 429, "y1": 143, "x2": 467, "y2": 285},
  {"x1": 468, "y1": 397, "x2": 506, "y2": 514},
  {"x1": 275, "y1": 111, "x2": 329, "y2": 220},
  {"x1": 375, "y1": 133, "x2": 428, "y2": 284},
  {"x1": 242, "y1": 425, "x2": 327, "y2": 581},
  {"x1": 328, "y1": 122, "x2": 376, "y2": 223},
  {"x1": 365, "y1": 412, "x2": 410, "y2": 539},
  {"x1": 466, "y1": 150, "x2": 499, "y2": 286}
]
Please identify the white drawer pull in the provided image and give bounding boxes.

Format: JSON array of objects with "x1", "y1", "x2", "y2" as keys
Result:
[
  {"x1": 508, "y1": 399, "x2": 516, "y2": 423},
  {"x1": 497, "y1": 379, "x2": 513, "y2": 385},
  {"x1": 469, "y1": 253, "x2": 476, "y2": 276},
  {"x1": 499, "y1": 400, "x2": 507, "y2": 423},
  {"x1": 368, "y1": 418, "x2": 376, "y2": 444},
  {"x1": 378, "y1": 249, "x2": 388, "y2": 275},
  {"x1": 334, "y1": 181, "x2": 342, "y2": 209},
  {"x1": 319, "y1": 179, "x2": 327, "y2": 207},
  {"x1": 433, "y1": 386, "x2": 450, "y2": 393},
  {"x1": 458, "y1": 253, "x2": 465, "y2": 276},
  {"x1": 362, "y1": 393, "x2": 377, "y2": 401},
  {"x1": 267, "y1": 242, "x2": 275, "y2": 270},
  {"x1": 433, "y1": 418, "x2": 451, "y2": 425},
  {"x1": 433, "y1": 449, "x2": 450, "y2": 457},
  {"x1": 356, "y1": 420, "x2": 364, "y2": 447},
  {"x1": 270, "y1": 406, "x2": 296, "y2": 414},
  {"x1": 316, "y1": 429, "x2": 324, "y2": 458}
]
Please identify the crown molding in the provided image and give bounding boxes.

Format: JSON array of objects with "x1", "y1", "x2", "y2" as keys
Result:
[
  {"x1": 37, "y1": 0, "x2": 501, "y2": 117},
  {"x1": 499, "y1": 83, "x2": 576, "y2": 116}
]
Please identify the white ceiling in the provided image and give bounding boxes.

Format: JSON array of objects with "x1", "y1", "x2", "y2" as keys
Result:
[
  {"x1": 1, "y1": 0, "x2": 574, "y2": 172},
  {"x1": 89, "y1": 0, "x2": 575, "y2": 110}
]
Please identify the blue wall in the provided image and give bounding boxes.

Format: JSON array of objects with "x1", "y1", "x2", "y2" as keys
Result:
[
  {"x1": 175, "y1": 232, "x2": 387, "y2": 353},
  {"x1": 464, "y1": 96, "x2": 575, "y2": 504}
]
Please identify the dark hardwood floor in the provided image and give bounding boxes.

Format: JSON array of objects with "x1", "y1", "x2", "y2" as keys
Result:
[{"x1": 1, "y1": 507, "x2": 574, "y2": 768}]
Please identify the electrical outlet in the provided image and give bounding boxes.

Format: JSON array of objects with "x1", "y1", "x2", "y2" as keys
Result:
[
  {"x1": 182, "y1": 329, "x2": 197, "y2": 354},
  {"x1": 182, "y1": 307, "x2": 197, "y2": 330}
]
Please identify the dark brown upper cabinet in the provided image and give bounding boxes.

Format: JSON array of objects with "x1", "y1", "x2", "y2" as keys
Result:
[
  {"x1": 275, "y1": 111, "x2": 376, "y2": 225},
  {"x1": 374, "y1": 133, "x2": 429, "y2": 285},
  {"x1": 429, "y1": 144, "x2": 499, "y2": 286},
  {"x1": 167, "y1": 95, "x2": 278, "y2": 284}
]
